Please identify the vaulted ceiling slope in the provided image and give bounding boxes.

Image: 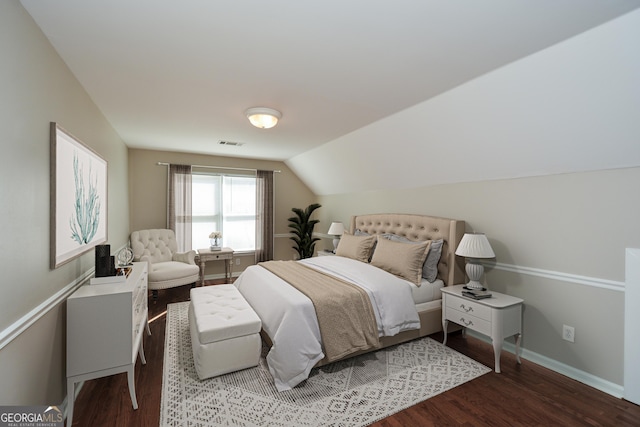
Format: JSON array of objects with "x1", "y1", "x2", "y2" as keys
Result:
[
  {"x1": 288, "y1": 9, "x2": 640, "y2": 195},
  {"x1": 20, "y1": 0, "x2": 640, "y2": 166}
]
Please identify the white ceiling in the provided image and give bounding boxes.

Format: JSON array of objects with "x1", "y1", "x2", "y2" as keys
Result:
[{"x1": 21, "y1": 0, "x2": 640, "y2": 161}]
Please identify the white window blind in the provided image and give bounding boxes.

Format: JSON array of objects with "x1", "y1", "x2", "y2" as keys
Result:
[{"x1": 191, "y1": 173, "x2": 256, "y2": 252}]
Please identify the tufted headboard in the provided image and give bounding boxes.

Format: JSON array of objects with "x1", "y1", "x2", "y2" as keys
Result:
[{"x1": 350, "y1": 213, "x2": 466, "y2": 287}]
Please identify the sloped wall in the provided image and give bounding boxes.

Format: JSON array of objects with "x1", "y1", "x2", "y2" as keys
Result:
[{"x1": 288, "y1": 10, "x2": 640, "y2": 196}]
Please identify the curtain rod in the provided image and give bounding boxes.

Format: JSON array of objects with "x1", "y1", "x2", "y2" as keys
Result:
[{"x1": 156, "y1": 162, "x2": 281, "y2": 173}]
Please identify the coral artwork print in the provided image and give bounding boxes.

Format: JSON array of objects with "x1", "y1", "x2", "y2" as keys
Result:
[
  {"x1": 69, "y1": 152, "x2": 101, "y2": 244},
  {"x1": 51, "y1": 122, "x2": 107, "y2": 268}
]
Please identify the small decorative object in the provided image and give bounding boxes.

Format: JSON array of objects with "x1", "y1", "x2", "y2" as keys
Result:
[
  {"x1": 116, "y1": 246, "x2": 134, "y2": 267},
  {"x1": 455, "y1": 233, "x2": 496, "y2": 290},
  {"x1": 209, "y1": 231, "x2": 222, "y2": 251},
  {"x1": 95, "y1": 244, "x2": 113, "y2": 277}
]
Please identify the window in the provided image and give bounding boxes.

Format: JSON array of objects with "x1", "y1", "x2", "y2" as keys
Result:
[{"x1": 191, "y1": 173, "x2": 256, "y2": 252}]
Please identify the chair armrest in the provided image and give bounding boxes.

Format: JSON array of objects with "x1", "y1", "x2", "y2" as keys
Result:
[
  {"x1": 173, "y1": 250, "x2": 196, "y2": 265},
  {"x1": 140, "y1": 254, "x2": 153, "y2": 271}
]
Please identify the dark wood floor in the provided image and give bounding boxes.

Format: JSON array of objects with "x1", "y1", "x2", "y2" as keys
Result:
[{"x1": 70, "y1": 283, "x2": 640, "y2": 426}]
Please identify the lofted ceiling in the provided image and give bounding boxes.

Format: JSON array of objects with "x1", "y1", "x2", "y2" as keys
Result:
[{"x1": 20, "y1": 0, "x2": 640, "y2": 161}]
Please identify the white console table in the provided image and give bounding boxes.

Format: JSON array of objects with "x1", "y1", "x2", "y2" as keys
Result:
[{"x1": 66, "y1": 262, "x2": 150, "y2": 426}]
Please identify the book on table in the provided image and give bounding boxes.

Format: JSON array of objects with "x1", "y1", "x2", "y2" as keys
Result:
[{"x1": 462, "y1": 289, "x2": 492, "y2": 300}]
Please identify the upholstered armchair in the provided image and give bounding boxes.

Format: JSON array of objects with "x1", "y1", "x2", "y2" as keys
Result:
[{"x1": 130, "y1": 229, "x2": 200, "y2": 298}]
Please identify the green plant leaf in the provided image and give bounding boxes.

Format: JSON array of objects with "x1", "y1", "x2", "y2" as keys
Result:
[{"x1": 287, "y1": 203, "x2": 321, "y2": 259}]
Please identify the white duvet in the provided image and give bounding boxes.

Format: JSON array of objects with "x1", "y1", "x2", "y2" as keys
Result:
[{"x1": 234, "y1": 256, "x2": 420, "y2": 391}]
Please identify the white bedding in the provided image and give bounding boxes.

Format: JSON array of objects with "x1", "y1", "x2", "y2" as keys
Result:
[
  {"x1": 410, "y1": 278, "x2": 444, "y2": 305},
  {"x1": 234, "y1": 256, "x2": 420, "y2": 391}
]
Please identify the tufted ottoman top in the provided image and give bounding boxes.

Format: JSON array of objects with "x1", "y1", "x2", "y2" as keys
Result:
[{"x1": 190, "y1": 285, "x2": 261, "y2": 344}]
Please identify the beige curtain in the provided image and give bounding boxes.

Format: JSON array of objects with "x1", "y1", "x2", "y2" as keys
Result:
[
  {"x1": 168, "y1": 164, "x2": 192, "y2": 252},
  {"x1": 255, "y1": 170, "x2": 274, "y2": 262}
]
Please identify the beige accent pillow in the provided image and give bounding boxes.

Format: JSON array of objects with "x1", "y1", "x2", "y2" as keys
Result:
[
  {"x1": 335, "y1": 232, "x2": 376, "y2": 262},
  {"x1": 370, "y1": 237, "x2": 431, "y2": 286}
]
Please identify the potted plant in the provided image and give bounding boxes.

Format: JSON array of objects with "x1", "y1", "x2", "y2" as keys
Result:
[{"x1": 288, "y1": 203, "x2": 322, "y2": 259}]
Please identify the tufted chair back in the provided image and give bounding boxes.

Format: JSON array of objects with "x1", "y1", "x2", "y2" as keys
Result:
[{"x1": 131, "y1": 229, "x2": 179, "y2": 264}]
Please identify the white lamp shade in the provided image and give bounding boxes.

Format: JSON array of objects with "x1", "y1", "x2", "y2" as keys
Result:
[
  {"x1": 245, "y1": 107, "x2": 281, "y2": 129},
  {"x1": 455, "y1": 233, "x2": 495, "y2": 259},
  {"x1": 327, "y1": 222, "x2": 345, "y2": 235}
]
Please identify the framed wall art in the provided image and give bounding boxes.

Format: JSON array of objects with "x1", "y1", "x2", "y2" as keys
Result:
[{"x1": 50, "y1": 122, "x2": 107, "y2": 268}]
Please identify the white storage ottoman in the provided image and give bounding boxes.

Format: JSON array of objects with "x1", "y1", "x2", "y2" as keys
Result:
[{"x1": 189, "y1": 285, "x2": 262, "y2": 380}]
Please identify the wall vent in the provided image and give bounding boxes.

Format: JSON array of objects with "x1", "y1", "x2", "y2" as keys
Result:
[{"x1": 218, "y1": 140, "x2": 244, "y2": 147}]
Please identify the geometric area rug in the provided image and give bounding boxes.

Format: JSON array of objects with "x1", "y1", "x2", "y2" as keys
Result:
[{"x1": 160, "y1": 301, "x2": 490, "y2": 427}]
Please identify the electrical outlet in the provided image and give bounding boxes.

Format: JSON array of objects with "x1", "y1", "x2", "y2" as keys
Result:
[
  {"x1": 563, "y1": 324, "x2": 575, "y2": 343},
  {"x1": 235, "y1": 258, "x2": 241, "y2": 266}
]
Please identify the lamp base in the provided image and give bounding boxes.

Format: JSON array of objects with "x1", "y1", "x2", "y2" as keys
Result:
[
  {"x1": 464, "y1": 283, "x2": 487, "y2": 291},
  {"x1": 465, "y1": 261, "x2": 487, "y2": 290}
]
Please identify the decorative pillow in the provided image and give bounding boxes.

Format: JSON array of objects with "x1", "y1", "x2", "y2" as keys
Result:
[
  {"x1": 422, "y1": 239, "x2": 443, "y2": 282},
  {"x1": 370, "y1": 237, "x2": 431, "y2": 286},
  {"x1": 380, "y1": 233, "x2": 408, "y2": 242},
  {"x1": 335, "y1": 232, "x2": 376, "y2": 263},
  {"x1": 380, "y1": 234, "x2": 443, "y2": 283}
]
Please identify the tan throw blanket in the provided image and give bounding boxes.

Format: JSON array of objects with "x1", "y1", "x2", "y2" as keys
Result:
[{"x1": 260, "y1": 260, "x2": 380, "y2": 362}]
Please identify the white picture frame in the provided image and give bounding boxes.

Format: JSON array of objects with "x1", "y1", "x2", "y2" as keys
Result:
[{"x1": 50, "y1": 123, "x2": 108, "y2": 268}]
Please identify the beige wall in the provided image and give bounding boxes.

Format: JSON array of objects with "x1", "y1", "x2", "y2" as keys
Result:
[
  {"x1": 316, "y1": 167, "x2": 640, "y2": 386},
  {"x1": 128, "y1": 148, "x2": 317, "y2": 276},
  {"x1": 0, "y1": 2, "x2": 130, "y2": 405}
]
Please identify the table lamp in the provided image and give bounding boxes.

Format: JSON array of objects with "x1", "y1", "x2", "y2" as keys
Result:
[
  {"x1": 327, "y1": 222, "x2": 345, "y2": 253},
  {"x1": 455, "y1": 233, "x2": 495, "y2": 290}
]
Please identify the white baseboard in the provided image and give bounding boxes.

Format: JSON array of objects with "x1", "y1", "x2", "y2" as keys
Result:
[{"x1": 467, "y1": 331, "x2": 624, "y2": 398}]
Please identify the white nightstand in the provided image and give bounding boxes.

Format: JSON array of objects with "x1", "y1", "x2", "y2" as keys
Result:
[
  {"x1": 317, "y1": 250, "x2": 335, "y2": 257},
  {"x1": 441, "y1": 285, "x2": 523, "y2": 373}
]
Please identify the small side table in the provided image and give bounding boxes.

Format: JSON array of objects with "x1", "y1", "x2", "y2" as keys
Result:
[
  {"x1": 441, "y1": 285, "x2": 523, "y2": 373},
  {"x1": 196, "y1": 247, "x2": 234, "y2": 286}
]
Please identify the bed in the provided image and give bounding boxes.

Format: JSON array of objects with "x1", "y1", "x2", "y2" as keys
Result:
[{"x1": 234, "y1": 213, "x2": 465, "y2": 391}]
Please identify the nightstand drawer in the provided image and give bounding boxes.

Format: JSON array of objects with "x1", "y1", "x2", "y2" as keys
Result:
[
  {"x1": 445, "y1": 296, "x2": 492, "y2": 321},
  {"x1": 446, "y1": 309, "x2": 491, "y2": 336}
]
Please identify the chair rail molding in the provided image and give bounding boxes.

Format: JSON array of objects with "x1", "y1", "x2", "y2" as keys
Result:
[
  {"x1": 3, "y1": 252, "x2": 624, "y2": 351},
  {"x1": 0, "y1": 245, "x2": 126, "y2": 351},
  {"x1": 486, "y1": 261, "x2": 625, "y2": 292},
  {"x1": 0, "y1": 268, "x2": 93, "y2": 351}
]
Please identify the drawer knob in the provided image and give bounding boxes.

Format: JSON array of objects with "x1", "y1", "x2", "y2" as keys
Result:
[
  {"x1": 460, "y1": 304, "x2": 474, "y2": 313},
  {"x1": 460, "y1": 317, "x2": 473, "y2": 327}
]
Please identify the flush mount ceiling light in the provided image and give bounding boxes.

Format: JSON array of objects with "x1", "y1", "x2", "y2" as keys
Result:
[{"x1": 245, "y1": 107, "x2": 282, "y2": 129}]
